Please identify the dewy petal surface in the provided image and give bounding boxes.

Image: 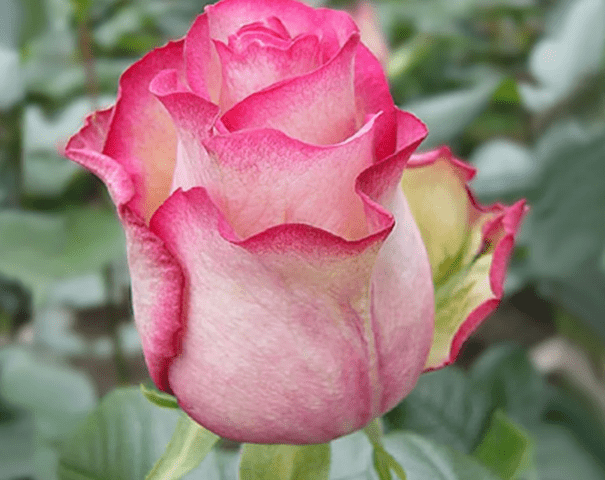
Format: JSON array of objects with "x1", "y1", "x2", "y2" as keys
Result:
[
  {"x1": 221, "y1": 34, "x2": 360, "y2": 145},
  {"x1": 402, "y1": 147, "x2": 528, "y2": 370}
]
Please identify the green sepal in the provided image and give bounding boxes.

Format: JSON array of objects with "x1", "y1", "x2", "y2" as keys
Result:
[
  {"x1": 145, "y1": 414, "x2": 219, "y2": 480},
  {"x1": 364, "y1": 419, "x2": 407, "y2": 480},
  {"x1": 140, "y1": 384, "x2": 179, "y2": 410},
  {"x1": 473, "y1": 410, "x2": 535, "y2": 480}
]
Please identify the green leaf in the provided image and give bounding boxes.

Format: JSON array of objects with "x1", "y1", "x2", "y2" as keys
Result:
[
  {"x1": 469, "y1": 140, "x2": 538, "y2": 199},
  {"x1": 519, "y1": 0, "x2": 605, "y2": 112},
  {"x1": 329, "y1": 431, "x2": 375, "y2": 479},
  {"x1": 93, "y1": 6, "x2": 143, "y2": 49},
  {"x1": 57, "y1": 388, "x2": 221, "y2": 480},
  {"x1": 473, "y1": 411, "x2": 534, "y2": 479},
  {"x1": 140, "y1": 384, "x2": 179, "y2": 410},
  {"x1": 0, "y1": 414, "x2": 36, "y2": 480},
  {"x1": 21, "y1": 97, "x2": 113, "y2": 198},
  {"x1": 402, "y1": 74, "x2": 502, "y2": 150},
  {"x1": 524, "y1": 127, "x2": 605, "y2": 280},
  {"x1": 239, "y1": 443, "x2": 330, "y2": 480},
  {"x1": 331, "y1": 429, "x2": 503, "y2": 480},
  {"x1": 469, "y1": 345, "x2": 553, "y2": 428},
  {"x1": 531, "y1": 425, "x2": 605, "y2": 480},
  {"x1": 470, "y1": 345, "x2": 605, "y2": 477},
  {"x1": 0, "y1": 207, "x2": 124, "y2": 303},
  {"x1": 0, "y1": 0, "x2": 21, "y2": 47},
  {"x1": 553, "y1": 308, "x2": 605, "y2": 366},
  {"x1": 145, "y1": 414, "x2": 219, "y2": 480},
  {"x1": 382, "y1": 432, "x2": 500, "y2": 480},
  {"x1": 386, "y1": 345, "x2": 605, "y2": 479},
  {"x1": 0, "y1": 45, "x2": 25, "y2": 109},
  {"x1": 385, "y1": 368, "x2": 491, "y2": 454},
  {"x1": 0, "y1": 347, "x2": 97, "y2": 443},
  {"x1": 22, "y1": 151, "x2": 82, "y2": 198}
]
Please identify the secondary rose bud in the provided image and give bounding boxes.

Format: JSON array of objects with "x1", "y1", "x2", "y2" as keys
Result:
[{"x1": 65, "y1": 0, "x2": 525, "y2": 444}]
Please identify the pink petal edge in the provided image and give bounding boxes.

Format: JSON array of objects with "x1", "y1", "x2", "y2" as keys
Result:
[
  {"x1": 65, "y1": 98, "x2": 185, "y2": 393},
  {"x1": 102, "y1": 40, "x2": 185, "y2": 222},
  {"x1": 221, "y1": 33, "x2": 361, "y2": 145},
  {"x1": 408, "y1": 147, "x2": 529, "y2": 371}
]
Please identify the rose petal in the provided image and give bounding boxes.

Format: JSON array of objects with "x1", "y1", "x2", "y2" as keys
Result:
[
  {"x1": 148, "y1": 182, "x2": 433, "y2": 443},
  {"x1": 221, "y1": 34, "x2": 360, "y2": 145},
  {"x1": 202, "y1": 115, "x2": 378, "y2": 240},
  {"x1": 357, "y1": 108, "x2": 428, "y2": 214},
  {"x1": 66, "y1": 107, "x2": 113, "y2": 153},
  {"x1": 215, "y1": 34, "x2": 321, "y2": 111},
  {"x1": 151, "y1": 65, "x2": 378, "y2": 240},
  {"x1": 401, "y1": 147, "x2": 528, "y2": 370},
  {"x1": 185, "y1": 14, "x2": 222, "y2": 102},
  {"x1": 103, "y1": 41, "x2": 184, "y2": 222},
  {"x1": 234, "y1": 22, "x2": 290, "y2": 43},
  {"x1": 355, "y1": 43, "x2": 397, "y2": 160},
  {"x1": 121, "y1": 208, "x2": 184, "y2": 392},
  {"x1": 149, "y1": 68, "x2": 220, "y2": 193},
  {"x1": 368, "y1": 187, "x2": 434, "y2": 413},
  {"x1": 65, "y1": 107, "x2": 132, "y2": 207},
  {"x1": 264, "y1": 16, "x2": 290, "y2": 39},
  {"x1": 205, "y1": 0, "x2": 357, "y2": 60},
  {"x1": 65, "y1": 110, "x2": 184, "y2": 393},
  {"x1": 230, "y1": 20, "x2": 291, "y2": 51}
]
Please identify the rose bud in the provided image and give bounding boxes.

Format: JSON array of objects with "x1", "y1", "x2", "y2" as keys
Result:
[{"x1": 65, "y1": 0, "x2": 525, "y2": 444}]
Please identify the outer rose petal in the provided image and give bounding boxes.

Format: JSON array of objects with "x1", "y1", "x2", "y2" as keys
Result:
[
  {"x1": 221, "y1": 34, "x2": 360, "y2": 145},
  {"x1": 103, "y1": 41, "x2": 184, "y2": 222},
  {"x1": 120, "y1": 208, "x2": 184, "y2": 392},
  {"x1": 149, "y1": 181, "x2": 433, "y2": 444},
  {"x1": 202, "y1": 117, "x2": 378, "y2": 240},
  {"x1": 401, "y1": 147, "x2": 528, "y2": 370},
  {"x1": 65, "y1": 109, "x2": 184, "y2": 393},
  {"x1": 65, "y1": 108, "x2": 132, "y2": 207}
]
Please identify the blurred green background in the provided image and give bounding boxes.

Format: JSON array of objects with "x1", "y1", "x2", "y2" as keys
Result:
[{"x1": 0, "y1": 0, "x2": 604, "y2": 478}]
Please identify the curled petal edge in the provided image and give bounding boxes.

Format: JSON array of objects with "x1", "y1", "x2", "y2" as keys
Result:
[
  {"x1": 65, "y1": 109, "x2": 185, "y2": 393},
  {"x1": 403, "y1": 147, "x2": 528, "y2": 371}
]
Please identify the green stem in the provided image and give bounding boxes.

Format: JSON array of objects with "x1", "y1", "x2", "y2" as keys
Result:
[{"x1": 364, "y1": 419, "x2": 407, "y2": 480}]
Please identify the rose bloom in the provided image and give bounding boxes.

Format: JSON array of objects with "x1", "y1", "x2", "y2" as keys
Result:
[{"x1": 66, "y1": 0, "x2": 525, "y2": 444}]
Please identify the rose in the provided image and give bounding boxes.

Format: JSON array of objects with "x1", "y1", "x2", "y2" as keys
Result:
[{"x1": 65, "y1": 0, "x2": 525, "y2": 444}]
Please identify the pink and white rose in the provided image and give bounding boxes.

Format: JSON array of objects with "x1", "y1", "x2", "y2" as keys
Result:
[{"x1": 65, "y1": 0, "x2": 525, "y2": 444}]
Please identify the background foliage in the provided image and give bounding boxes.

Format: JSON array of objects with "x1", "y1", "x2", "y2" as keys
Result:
[{"x1": 1, "y1": 0, "x2": 604, "y2": 478}]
